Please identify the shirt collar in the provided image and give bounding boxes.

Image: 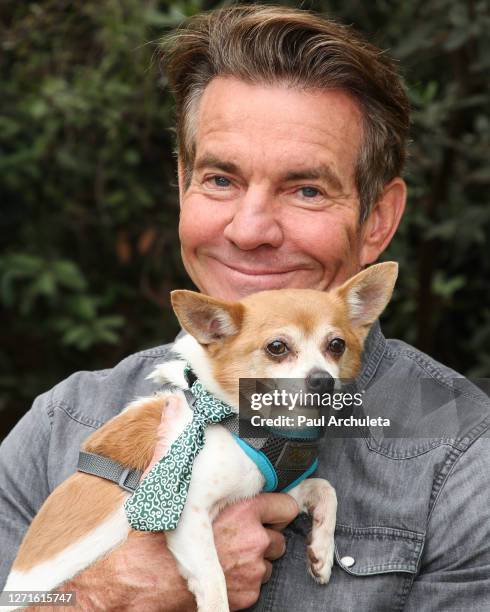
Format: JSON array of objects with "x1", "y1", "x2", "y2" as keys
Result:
[{"x1": 357, "y1": 320, "x2": 386, "y2": 389}]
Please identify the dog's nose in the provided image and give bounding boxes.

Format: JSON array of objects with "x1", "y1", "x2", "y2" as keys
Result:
[{"x1": 306, "y1": 369, "x2": 334, "y2": 395}]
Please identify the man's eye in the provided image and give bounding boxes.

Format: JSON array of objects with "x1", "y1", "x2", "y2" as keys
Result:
[
  {"x1": 298, "y1": 186, "x2": 323, "y2": 199},
  {"x1": 210, "y1": 175, "x2": 231, "y2": 188}
]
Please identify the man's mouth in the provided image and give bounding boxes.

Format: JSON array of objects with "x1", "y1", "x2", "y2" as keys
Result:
[
  {"x1": 208, "y1": 254, "x2": 308, "y2": 277},
  {"x1": 212, "y1": 258, "x2": 306, "y2": 289},
  {"x1": 219, "y1": 262, "x2": 300, "y2": 276}
]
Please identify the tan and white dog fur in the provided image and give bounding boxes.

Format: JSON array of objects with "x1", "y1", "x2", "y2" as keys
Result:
[{"x1": 3, "y1": 262, "x2": 398, "y2": 611}]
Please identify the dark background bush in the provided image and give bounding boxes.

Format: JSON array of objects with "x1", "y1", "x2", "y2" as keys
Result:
[{"x1": 1, "y1": 0, "x2": 489, "y2": 438}]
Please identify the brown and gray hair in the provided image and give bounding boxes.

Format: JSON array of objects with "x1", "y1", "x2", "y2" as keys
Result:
[{"x1": 161, "y1": 4, "x2": 410, "y2": 223}]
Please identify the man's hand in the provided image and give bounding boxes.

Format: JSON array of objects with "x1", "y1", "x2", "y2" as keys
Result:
[{"x1": 214, "y1": 493, "x2": 299, "y2": 611}]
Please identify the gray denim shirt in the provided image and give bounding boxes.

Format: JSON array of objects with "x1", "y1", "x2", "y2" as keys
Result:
[{"x1": 1, "y1": 323, "x2": 490, "y2": 611}]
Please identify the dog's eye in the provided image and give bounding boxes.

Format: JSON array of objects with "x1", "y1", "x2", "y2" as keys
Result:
[
  {"x1": 328, "y1": 338, "x2": 345, "y2": 356},
  {"x1": 266, "y1": 340, "x2": 289, "y2": 357}
]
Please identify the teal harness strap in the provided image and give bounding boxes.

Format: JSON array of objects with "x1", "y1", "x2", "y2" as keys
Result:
[{"x1": 232, "y1": 435, "x2": 319, "y2": 493}]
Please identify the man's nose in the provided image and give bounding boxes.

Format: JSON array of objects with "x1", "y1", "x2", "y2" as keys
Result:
[
  {"x1": 223, "y1": 189, "x2": 283, "y2": 250},
  {"x1": 306, "y1": 369, "x2": 335, "y2": 395}
]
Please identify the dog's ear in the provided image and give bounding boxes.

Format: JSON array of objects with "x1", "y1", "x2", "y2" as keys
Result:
[
  {"x1": 171, "y1": 290, "x2": 244, "y2": 345},
  {"x1": 336, "y1": 262, "x2": 398, "y2": 328}
]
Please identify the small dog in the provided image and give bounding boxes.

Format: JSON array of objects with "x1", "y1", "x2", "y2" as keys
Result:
[{"x1": 4, "y1": 262, "x2": 397, "y2": 611}]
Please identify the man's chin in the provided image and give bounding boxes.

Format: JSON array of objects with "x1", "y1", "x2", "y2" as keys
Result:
[{"x1": 201, "y1": 270, "x2": 323, "y2": 300}]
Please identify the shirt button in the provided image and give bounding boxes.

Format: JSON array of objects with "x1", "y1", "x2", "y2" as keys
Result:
[{"x1": 340, "y1": 555, "x2": 355, "y2": 568}]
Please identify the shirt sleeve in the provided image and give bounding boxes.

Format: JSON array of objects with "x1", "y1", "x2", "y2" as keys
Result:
[
  {"x1": 404, "y1": 435, "x2": 490, "y2": 611},
  {"x1": 0, "y1": 393, "x2": 52, "y2": 590}
]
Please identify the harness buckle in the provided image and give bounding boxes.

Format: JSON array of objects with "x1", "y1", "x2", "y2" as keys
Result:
[{"x1": 118, "y1": 467, "x2": 136, "y2": 493}]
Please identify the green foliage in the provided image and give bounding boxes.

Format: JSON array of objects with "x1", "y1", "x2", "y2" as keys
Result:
[{"x1": 1, "y1": 0, "x2": 489, "y2": 434}]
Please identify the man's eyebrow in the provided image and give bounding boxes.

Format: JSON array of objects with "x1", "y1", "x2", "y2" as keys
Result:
[
  {"x1": 194, "y1": 154, "x2": 238, "y2": 175},
  {"x1": 283, "y1": 166, "x2": 343, "y2": 192},
  {"x1": 194, "y1": 155, "x2": 343, "y2": 192}
]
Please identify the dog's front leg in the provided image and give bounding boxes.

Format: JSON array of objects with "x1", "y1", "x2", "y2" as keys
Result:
[
  {"x1": 165, "y1": 503, "x2": 229, "y2": 612},
  {"x1": 287, "y1": 477, "x2": 337, "y2": 584}
]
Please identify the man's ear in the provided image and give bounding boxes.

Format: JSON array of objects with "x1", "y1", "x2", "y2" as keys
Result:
[
  {"x1": 336, "y1": 262, "x2": 398, "y2": 328},
  {"x1": 171, "y1": 290, "x2": 244, "y2": 344},
  {"x1": 360, "y1": 178, "x2": 406, "y2": 266}
]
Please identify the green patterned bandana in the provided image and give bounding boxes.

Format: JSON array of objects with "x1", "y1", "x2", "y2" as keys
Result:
[{"x1": 124, "y1": 367, "x2": 235, "y2": 531}]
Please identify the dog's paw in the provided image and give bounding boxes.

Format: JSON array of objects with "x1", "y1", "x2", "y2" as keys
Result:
[{"x1": 306, "y1": 531, "x2": 334, "y2": 584}]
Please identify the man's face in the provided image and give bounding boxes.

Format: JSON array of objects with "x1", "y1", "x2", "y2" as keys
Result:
[{"x1": 179, "y1": 77, "x2": 371, "y2": 301}]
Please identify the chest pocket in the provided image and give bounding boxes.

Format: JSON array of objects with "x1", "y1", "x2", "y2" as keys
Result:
[
  {"x1": 254, "y1": 520, "x2": 425, "y2": 612},
  {"x1": 334, "y1": 524, "x2": 424, "y2": 576}
]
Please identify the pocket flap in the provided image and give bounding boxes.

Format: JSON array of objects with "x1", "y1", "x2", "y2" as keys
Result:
[{"x1": 334, "y1": 525, "x2": 424, "y2": 576}]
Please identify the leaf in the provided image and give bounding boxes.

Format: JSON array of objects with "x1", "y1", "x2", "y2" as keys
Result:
[
  {"x1": 52, "y1": 260, "x2": 87, "y2": 291},
  {"x1": 65, "y1": 296, "x2": 98, "y2": 321},
  {"x1": 62, "y1": 326, "x2": 89, "y2": 347},
  {"x1": 432, "y1": 273, "x2": 466, "y2": 299},
  {"x1": 33, "y1": 271, "x2": 57, "y2": 297}
]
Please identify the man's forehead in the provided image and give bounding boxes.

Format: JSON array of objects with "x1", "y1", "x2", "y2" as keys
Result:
[{"x1": 192, "y1": 77, "x2": 362, "y2": 184}]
